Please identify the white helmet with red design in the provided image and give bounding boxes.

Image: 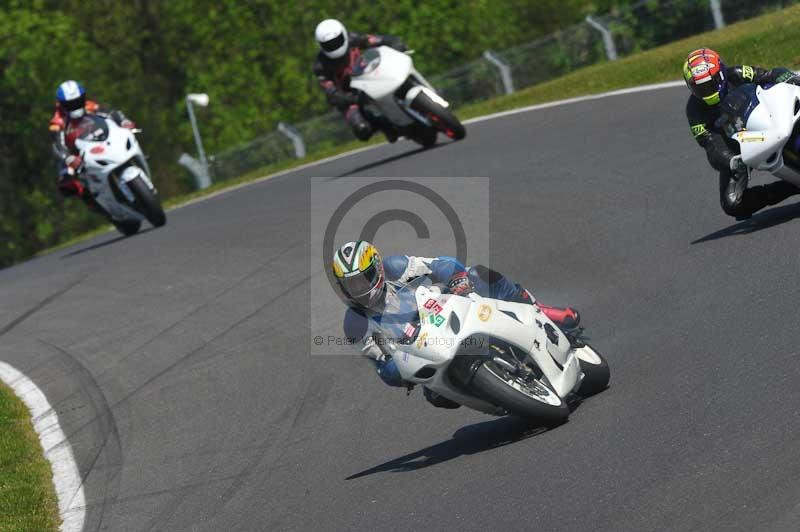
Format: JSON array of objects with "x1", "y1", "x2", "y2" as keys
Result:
[{"x1": 315, "y1": 19, "x2": 349, "y2": 59}]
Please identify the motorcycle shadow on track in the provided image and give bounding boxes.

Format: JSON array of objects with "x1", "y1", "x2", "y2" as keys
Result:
[
  {"x1": 691, "y1": 201, "x2": 800, "y2": 245},
  {"x1": 346, "y1": 402, "x2": 584, "y2": 480},
  {"x1": 330, "y1": 142, "x2": 449, "y2": 180},
  {"x1": 60, "y1": 227, "x2": 153, "y2": 259}
]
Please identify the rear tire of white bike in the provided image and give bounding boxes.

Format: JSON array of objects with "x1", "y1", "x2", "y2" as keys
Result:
[
  {"x1": 128, "y1": 177, "x2": 166, "y2": 227},
  {"x1": 470, "y1": 361, "x2": 569, "y2": 426}
]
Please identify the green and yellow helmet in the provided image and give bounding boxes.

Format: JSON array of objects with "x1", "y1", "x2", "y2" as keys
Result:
[{"x1": 332, "y1": 240, "x2": 386, "y2": 309}]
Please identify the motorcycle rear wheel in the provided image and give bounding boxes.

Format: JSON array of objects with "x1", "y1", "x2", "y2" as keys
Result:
[
  {"x1": 128, "y1": 176, "x2": 166, "y2": 227},
  {"x1": 470, "y1": 360, "x2": 569, "y2": 426}
]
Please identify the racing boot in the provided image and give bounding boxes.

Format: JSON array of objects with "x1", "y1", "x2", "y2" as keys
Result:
[
  {"x1": 514, "y1": 287, "x2": 581, "y2": 330},
  {"x1": 537, "y1": 303, "x2": 581, "y2": 331},
  {"x1": 57, "y1": 176, "x2": 84, "y2": 198},
  {"x1": 737, "y1": 180, "x2": 800, "y2": 220},
  {"x1": 725, "y1": 173, "x2": 749, "y2": 220}
]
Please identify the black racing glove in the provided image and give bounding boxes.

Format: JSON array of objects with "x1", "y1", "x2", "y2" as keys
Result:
[
  {"x1": 327, "y1": 89, "x2": 361, "y2": 109},
  {"x1": 383, "y1": 36, "x2": 407, "y2": 52},
  {"x1": 729, "y1": 155, "x2": 748, "y2": 177}
]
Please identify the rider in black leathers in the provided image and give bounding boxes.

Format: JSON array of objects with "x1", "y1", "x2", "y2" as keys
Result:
[
  {"x1": 312, "y1": 18, "x2": 406, "y2": 142},
  {"x1": 683, "y1": 48, "x2": 800, "y2": 220}
]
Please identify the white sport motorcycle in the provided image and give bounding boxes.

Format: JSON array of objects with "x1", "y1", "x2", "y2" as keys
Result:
[
  {"x1": 349, "y1": 46, "x2": 466, "y2": 147},
  {"x1": 71, "y1": 114, "x2": 166, "y2": 235},
  {"x1": 376, "y1": 277, "x2": 610, "y2": 425},
  {"x1": 719, "y1": 82, "x2": 800, "y2": 184}
]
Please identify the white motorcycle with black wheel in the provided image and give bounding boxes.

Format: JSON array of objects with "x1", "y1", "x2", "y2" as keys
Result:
[
  {"x1": 717, "y1": 81, "x2": 800, "y2": 185},
  {"x1": 349, "y1": 46, "x2": 466, "y2": 148},
  {"x1": 376, "y1": 277, "x2": 610, "y2": 426},
  {"x1": 71, "y1": 114, "x2": 166, "y2": 236}
]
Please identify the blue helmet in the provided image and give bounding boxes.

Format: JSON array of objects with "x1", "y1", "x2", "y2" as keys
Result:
[{"x1": 56, "y1": 80, "x2": 87, "y2": 118}]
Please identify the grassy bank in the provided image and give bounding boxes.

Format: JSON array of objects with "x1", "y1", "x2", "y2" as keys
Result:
[
  {"x1": 458, "y1": 4, "x2": 800, "y2": 118},
  {"x1": 37, "y1": 3, "x2": 800, "y2": 258},
  {"x1": 0, "y1": 381, "x2": 59, "y2": 532}
]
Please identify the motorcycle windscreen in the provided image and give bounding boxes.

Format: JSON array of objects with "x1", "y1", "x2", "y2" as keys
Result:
[
  {"x1": 716, "y1": 84, "x2": 760, "y2": 137},
  {"x1": 379, "y1": 277, "x2": 428, "y2": 343},
  {"x1": 68, "y1": 115, "x2": 109, "y2": 143},
  {"x1": 351, "y1": 48, "x2": 381, "y2": 77}
]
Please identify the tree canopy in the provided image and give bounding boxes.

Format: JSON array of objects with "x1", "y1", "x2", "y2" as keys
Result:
[{"x1": 0, "y1": 0, "x2": 617, "y2": 267}]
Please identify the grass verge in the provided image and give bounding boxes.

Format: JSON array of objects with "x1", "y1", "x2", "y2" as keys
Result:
[
  {"x1": 0, "y1": 380, "x2": 59, "y2": 532},
  {"x1": 457, "y1": 4, "x2": 800, "y2": 118},
  {"x1": 37, "y1": 3, "x2": 800, "y2": 257}
]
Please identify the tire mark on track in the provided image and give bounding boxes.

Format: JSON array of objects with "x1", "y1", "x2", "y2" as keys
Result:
[
  {"x1": 135, "y1": 276, "x2": 315, "y2": 530},
  {"x1": 118, "y1": 275, "x2": 309, "y2": 406},
  {"x1": 61, "y1": 276, "x2": 310, "y2": 452},
  {"x1": 136, "y1": 404, "x2": 298, "y2": 532},
  {"x1": 35, "y1": 338, "x2": 123, "y2": 532},
  {"x1": 35, "y1": 243, "x2": 304, "y2": 432},
  {"x1": 226, "y1": 370, "x2": 334, "y2": 532},
  {"x1": 136, "y1": 364, "x2": 334, "y2": 531},
  {"x1": 0, "y1": 277, "x2": 84, "y2": 337},
  {"x1": 111, "y1": 241, "x2": 303, "y2": 370}
]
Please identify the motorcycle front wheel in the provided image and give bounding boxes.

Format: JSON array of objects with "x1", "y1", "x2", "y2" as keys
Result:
[
  {"x1": 406, "y1": 122, "x2": 438, "y2": 148},
  {"x1": 470, "y1": 359, "x2": 569, "y2": 426},
  {"x1": 128, "y1": 176, "x2": 166, "y2": 227},
  {"x1": 113, "y1": 219, "x2": 142, "y2": 236},
  {"x1": 410, "y1": 92, "x2": 466, "y2": 140},
  {"x1": 574, "y1": 344, "x2": 610, "y2": 397}
]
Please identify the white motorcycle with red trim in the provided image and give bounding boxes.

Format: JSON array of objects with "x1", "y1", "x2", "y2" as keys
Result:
[
  {"x1": 378, "y1": 277, "x2": 610, "y2": 425},
  {"x1": 349, "y1": 46, "x2": 466, "y2": 147},
  {"x1": 719, "y1": 81, "x2": 800, "y2": 183},
  {"x1": 72, "y1": 114, "x2": 166, "y2": 235}
]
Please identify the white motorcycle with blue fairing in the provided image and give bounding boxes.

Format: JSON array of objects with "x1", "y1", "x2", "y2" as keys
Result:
[
  {"x1": 377, "y1": 277, "x2": 610, "y2": 426},
  {"x1": 349, "y1": 46, "x2": 466, "y2": 147},
  {"x1": 71, "y1": 114, "x2": 166, "y2": 235},
  {"x1": 718, "y1": 82, "x2": 800, "y2": 184}
]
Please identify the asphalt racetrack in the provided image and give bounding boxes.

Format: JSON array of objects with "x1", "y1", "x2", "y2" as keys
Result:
[{"x1": 4, "y1": 85, "x2": 800, "y2": 532}]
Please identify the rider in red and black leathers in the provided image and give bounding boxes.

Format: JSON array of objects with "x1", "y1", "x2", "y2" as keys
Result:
[
  {"x1": 50, "y1": 80, "x2": 134, "y2": 204},
  {"x1": 684, "y1": 49, "x2": 800, "y2": 220},
  {"x1": 313, "y1": 20, "x2": 407, "y2": 142}
]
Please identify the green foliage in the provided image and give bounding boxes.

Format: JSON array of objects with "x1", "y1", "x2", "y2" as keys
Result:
[
  {"x1": 0, "y1": 0, "x2": 611, "y2": 268},
  {"x1": 3, "y1": 0, "x2": 788, "y2": 268}
]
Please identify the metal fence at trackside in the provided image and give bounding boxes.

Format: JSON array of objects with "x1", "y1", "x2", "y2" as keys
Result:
[{"x1": 193, "y1": 0, "x2": 799, "y2": 187}]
